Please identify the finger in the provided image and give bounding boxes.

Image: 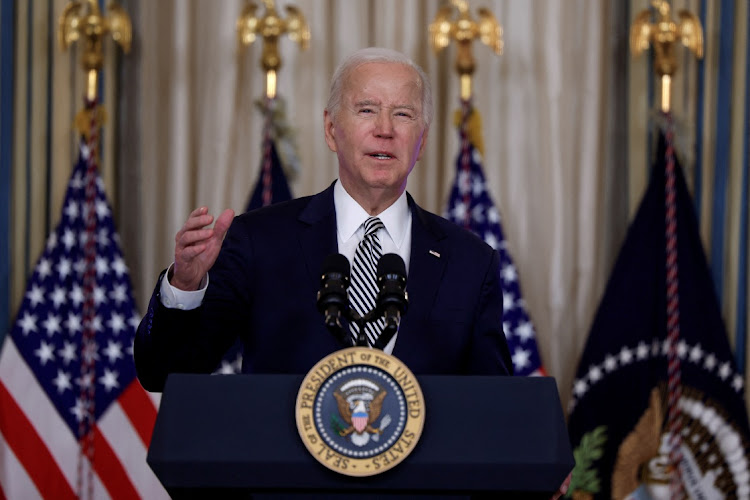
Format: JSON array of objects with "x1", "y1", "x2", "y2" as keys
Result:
[
  {"x1": 176, "y1": 242, "x2": 208, "y2": 261},
  {"x1": 182, "y1": 213, "x2": 214, "y2": 232},
  {"x1": 176, "y1": 228, "x2": 215, "y2": 248},
  {"x1": 176, "y1": 214, "x2": 215, "y2": 245},
  {"x1": 189, "y1": 206, "x2": 208, "y2": 217},
  {"x1": 212, "y1": 209, "x2": 235, "y2": 240}
]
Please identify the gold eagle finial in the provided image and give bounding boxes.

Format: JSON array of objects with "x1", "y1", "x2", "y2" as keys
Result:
[
  {"x1": 429, "y1": 0, "x2": 502, "y2": 100},
  {"x1": 237, "y1": 0, "x2": 310, "y2": 99},
  {"x1": 59, "y1": 0, "x2": 132, "y2": 103},
  {"x1": 630, "y1": 0, "x2": 703, "y2": 112}
]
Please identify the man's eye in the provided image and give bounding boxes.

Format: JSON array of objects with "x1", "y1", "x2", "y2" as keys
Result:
[{"x1": 359, "y1": 108, "x2": 374, "y2": 114}]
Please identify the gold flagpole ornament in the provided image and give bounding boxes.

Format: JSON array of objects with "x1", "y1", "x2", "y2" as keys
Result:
[
  {"x1": 59, "y1": 0, "x2": 131, "y2": 105},
  {"x1": 630, "y1": 0, "x2": 703, "y2": 113},
  {"x1": 237, "y1": 0, "x2": 310, "y2": 99},
  {"x1": 59, "y1": 0, "x2": 131, "y2": 138},
  {"x1": 429, "y1": 0, "x2": 502, "y2": 101}
]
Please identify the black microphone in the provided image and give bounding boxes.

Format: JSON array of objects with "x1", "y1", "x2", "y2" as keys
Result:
[
  {"x1": 316, "y1": 253, "x2": 351, "y2": 346},
  {"x1": 373, "y1": 253, "x2": 408, "y2": 350}
]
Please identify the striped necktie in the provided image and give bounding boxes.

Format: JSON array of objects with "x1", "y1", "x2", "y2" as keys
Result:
[{"x1": 349, "y1": 216, "x2": 385, "y2": 346}]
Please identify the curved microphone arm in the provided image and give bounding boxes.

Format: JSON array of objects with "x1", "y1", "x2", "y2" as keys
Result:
[{"x1": 317, "y1": 253, "x2": 408, "y2": 350}]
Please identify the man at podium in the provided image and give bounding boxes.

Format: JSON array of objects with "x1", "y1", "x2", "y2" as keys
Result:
[{"x1": 134, "y1": 47, "x2": 513, "y2": 392}]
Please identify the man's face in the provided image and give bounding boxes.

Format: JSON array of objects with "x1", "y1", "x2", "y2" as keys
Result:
[{"x1": 324, "y1": 62, "x2": 429, "y2": 203}]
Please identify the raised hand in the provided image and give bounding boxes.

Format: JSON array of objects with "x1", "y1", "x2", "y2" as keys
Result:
[{"x1": 171, "y1": 207, "x2": 235, "y2": 291}]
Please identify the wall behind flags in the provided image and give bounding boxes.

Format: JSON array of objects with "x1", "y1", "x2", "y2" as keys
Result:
[{"x1": 1, "y1": 0, "x2": 748, "y2": 412}]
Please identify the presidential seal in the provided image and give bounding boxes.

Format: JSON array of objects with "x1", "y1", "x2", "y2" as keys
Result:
[{"x1": 295, "y1": 347, "x2": 425, "y2": 477}]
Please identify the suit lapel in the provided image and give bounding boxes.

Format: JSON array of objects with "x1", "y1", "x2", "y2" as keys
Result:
[
  {"x1": 393, "y1": 196, "x2": 447, "y2": 360},
  {"x1": 298, "y1": 183, "x2": 339, "y2": 288}
]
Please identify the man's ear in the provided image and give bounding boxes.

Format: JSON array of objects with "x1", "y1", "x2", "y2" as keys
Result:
[{"x1": 324, "y1": 110, "x2": 337, "y2": 153}]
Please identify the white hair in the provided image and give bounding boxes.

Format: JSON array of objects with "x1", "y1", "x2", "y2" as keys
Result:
[{"x1": 325, "y1": 47, "x2": 433, "y2": 128}]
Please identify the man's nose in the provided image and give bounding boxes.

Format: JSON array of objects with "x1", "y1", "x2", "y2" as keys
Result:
[{"x1": 374, "y1": 112, "x2": 394, "y2": 137}]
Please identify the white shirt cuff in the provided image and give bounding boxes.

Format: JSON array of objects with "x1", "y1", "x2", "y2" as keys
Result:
[{"x1": 159, "y1": 263, "x2": 208, "y2": 310}]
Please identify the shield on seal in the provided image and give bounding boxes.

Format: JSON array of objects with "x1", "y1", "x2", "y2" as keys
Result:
[{"x1": 351, "y1": 400, "x2": 368, "y2": 433}]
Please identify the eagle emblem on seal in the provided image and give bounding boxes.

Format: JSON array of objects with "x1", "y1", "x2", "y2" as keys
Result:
[{"x1": 332, "y1": 378, "x2": 392, "y2": 447}]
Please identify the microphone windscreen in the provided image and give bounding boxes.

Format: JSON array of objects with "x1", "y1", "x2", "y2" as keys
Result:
[
  {"x1": 377, "y1": 253, "x2": 406, "y2": 279},
  {"x1": 322, "y1": 253, "x2": 351, "y2": 279}
]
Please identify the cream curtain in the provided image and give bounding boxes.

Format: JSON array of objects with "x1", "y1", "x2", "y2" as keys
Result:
[
  {"x1": 27, "y1": 0, "x2": 750, "y2": 414},
  {"x1": 112, "y1": 0, "x2": 628, "y2": 409}
]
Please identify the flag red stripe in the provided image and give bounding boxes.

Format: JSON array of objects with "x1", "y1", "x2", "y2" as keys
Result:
[
  {"x1": 118, "y1": 380, "x2": 158, "y2": 447},
  {"x1": 92, "y1": 426, "x2": 140, "y2": 499},
  {"x1": 0, "y1": 381, "x2": 77, "y2": 500}
]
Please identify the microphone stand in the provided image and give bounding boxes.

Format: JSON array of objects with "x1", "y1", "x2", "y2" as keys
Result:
[
  {"x1": 344, "y1": 307, "x2": 400, "y2": 349},
  {"x1": 318, "y1": 252, "x2": 407, "y2": 350},
  {"x1": 318, "y1": 299, "x2": 376, "y2": 348},
  {"x1": 373, "y1": 318, "x2": 399, "y2": 350},
  {"x1": 322, "y1": 313, "x2": 348, "y2": 347}
]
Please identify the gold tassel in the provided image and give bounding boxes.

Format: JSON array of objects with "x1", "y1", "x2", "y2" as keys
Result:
[{"x1": 453, "y1": 108, "x2": 485, "y2": 158}]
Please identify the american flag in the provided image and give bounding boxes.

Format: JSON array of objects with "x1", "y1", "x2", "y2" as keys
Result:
[
  {"x1": 444, "y1": 101, "x2": 545, "y2": 376},
  {"x1": 0, "y1": 138, "x2": 168, "y2": 498}
]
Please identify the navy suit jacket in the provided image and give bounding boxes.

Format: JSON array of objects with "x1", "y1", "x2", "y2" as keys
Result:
[{"x1": 135, "y1": 183, "x2": 513, "y2": 391}]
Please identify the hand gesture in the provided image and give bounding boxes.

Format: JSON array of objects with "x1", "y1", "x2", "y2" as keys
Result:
[{"x1": 171, "y1": 207, "x2": 235, "y2": 291}]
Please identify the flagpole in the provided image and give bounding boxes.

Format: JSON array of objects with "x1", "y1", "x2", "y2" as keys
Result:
[
  {"x1": 433, "y1": 1, "x2": 546, "y2": 380},
  {"x1": 237, "y1": 0, "x2": 309, "y2": 208},
  {"x1": 630, "y1": 1, "x2": 704, "y2": 496},
  {"x1": 430, "y1": 0, "x2": 501, "y2": 227},
  {"x1": 58, "y1": 2, "x2": 131, "y2": 498}
]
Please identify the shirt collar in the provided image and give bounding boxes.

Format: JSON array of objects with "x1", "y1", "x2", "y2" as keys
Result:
[{"x1": 333, "y1": 180, "x2": 409, "y2": 248}]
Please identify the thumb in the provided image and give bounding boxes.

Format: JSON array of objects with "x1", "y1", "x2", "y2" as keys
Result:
[{"x1": 213, "y1": 208, "x2": 235, "y2": 240}]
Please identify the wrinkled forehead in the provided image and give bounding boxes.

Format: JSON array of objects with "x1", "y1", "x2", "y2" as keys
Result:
[{"x1": 342, "y1": 62, "x2": 423, "y2": 107}]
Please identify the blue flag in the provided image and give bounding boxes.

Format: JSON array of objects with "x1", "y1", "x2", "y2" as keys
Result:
[
  {"x1": 444, "y1": 105, "x2": 545, "y2": 376},
  {"x1": 566, "y1": 132, "x2": 750, "y2": 498},
  {"x1": 218, "y1": 121, "x2": 294, "y2": 375},
  {"x1": 0, "y1": 139, "x2": 166, "y2": 497},
  {"x1": 244, "y1": 136, "x2": 293, "y2": 213}
]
